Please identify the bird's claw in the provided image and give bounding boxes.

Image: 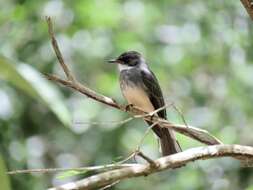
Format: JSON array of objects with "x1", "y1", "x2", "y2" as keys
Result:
[
  {"x1": 148, "y1": 111, "x2": 156, "y2": 121},
  {"x1": 150, "y1": 114, "x2": 155, "y2": 122},
  {"x1": 125, "y1": 104, "x2": 134, "y2": 112}
]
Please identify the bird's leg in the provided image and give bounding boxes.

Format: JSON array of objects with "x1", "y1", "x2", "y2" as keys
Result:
[
  {"x1": 124, "y1": 103, "x2": 134, "y2": 112},
  {"x1": 147, "y1": 110, "x2": 156, "y2": 122},
  {"x1": 150, "y1": 113, "x2": 155, "y2": 122}
]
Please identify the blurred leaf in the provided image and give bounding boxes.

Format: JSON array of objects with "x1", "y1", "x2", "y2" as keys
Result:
[
  {"x1": 112, "y1": 156, "x2": 124, "y2": 163},
  {"x1": 56, "y1": 170, "x2": 87, "y2": 179},
  {"x1": 75, "y1": 0, "x2": 121, "y2": 27},
  {"x1": 0, "y1": 155, "x2": 11, "y2": 190},
  {"x1": 246, "y1": 186, "x2": 253, "y2": 190},
  {"x1": 0, "y1": 57, "x2": 71, "y2": 127}
]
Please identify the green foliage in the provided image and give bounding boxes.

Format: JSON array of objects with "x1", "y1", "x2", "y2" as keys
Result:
[
  {"x1": 0, "y1": 0, "x2": 252, "y2": 189},
  {"x1": 0, "y1": 155, "x2": 11, "y2": 190},
  {"x1": 56, "y1": 170, "x2": 87, "y2": 179},
  {"x1": 246, "y1": 186, "x2": 253, "y2": 190},
  {"x1": 0, "y1": 57, "x2": 71, "y2": 126}
]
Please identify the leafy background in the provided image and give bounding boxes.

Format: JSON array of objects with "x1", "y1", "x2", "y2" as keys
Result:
[{"x1": 0, "y1": 0, "x2": 253, "y2": 189}]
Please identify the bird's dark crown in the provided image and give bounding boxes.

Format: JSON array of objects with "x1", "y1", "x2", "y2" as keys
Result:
[{"x1": 116, "y1": 51, "x2": 142, "y2": 66}]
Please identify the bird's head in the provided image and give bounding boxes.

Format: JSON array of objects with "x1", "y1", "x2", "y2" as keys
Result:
[{"x1": 108, "y1": 51, "x2": 143, "y2": 67}]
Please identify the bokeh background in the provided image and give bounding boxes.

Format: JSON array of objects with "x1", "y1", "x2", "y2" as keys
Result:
[{"x1": 0, "y1": 0, "x2": 253, "y2": 189}]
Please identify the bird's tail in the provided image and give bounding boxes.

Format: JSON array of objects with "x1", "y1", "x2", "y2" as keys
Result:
[
  {"x1": 151, "y1": 123, "x2": 181, "y2": 156},
  {"x1": 159, "y1": 127, "x2": 181, "y2": 156}
]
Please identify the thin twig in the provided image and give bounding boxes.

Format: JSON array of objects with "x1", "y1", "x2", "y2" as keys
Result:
[
  {"x1": 116, "y1": 151, "x2": 137, "y2": 164},
  {"x1": 171, "y1": 103, "x2": 189, "y2": 128},
  {"x1": 7, "y1": 164, "x2": 138, "y2": 175},
  {"x1": 137, "y1": 151, "x2": 157, "y2": 167},
  {"x1": 114, "y1": 122, "x2": 159, "y2": 166},
  {"x1": 143, "y1": 103, "x2": 173, "y2": 118},
  {"x1": 74, "y1": 104, "x2": 172, "y2": 127},
  {"x1": 73, "y1": 117, "x2": 134, "y2": 126},
  {"x1": 135, "y1": 121, "x2": 160, "y2": 151},
  {"x1": 46, "y1": 17, "x2": 76, "y2": 82}
]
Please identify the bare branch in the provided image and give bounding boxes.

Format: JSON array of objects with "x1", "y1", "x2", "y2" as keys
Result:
[
  {"x1": 116, "y1": 151, "x2": 137, "y2": 164},
  {"x1": 135, "y1": 121, "x2": 160, "y2": 151},
  {"x1": 241, "y1": 0, "x2": 253, "y2": 20},
  {"x1": 171, "y1": 103, "x2": 189, "y2": 128},
  {"x1": 7, "y1": 164, "x2": 139, "y2": 175},
  {"x1": 48, "y1": 145, "x2": 253, "y2": 190},
  {"x1": 45, "y1": 74, "x2": 120, "y2": 109},
  {"x1": 73, "y1": 117, "x2": 133, "y2": 126},
  {"x1": 137, "y1": 151, "x2": 157, "y2": 167},
  {"x1": 46, "y1": 17, "x2": 76, "y2": 82}
]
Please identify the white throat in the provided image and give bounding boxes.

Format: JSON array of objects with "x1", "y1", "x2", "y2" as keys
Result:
[{"x1": 117, "y1": 64, "x2": 132, "y2": 72}]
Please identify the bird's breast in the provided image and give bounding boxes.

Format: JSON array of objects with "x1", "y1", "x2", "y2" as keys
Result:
[
  {"x1": 120, "y1": 69, "x2": 155, "y2": 112},
  {"x1": 121, "y1": 85, "x2": 154, "y2": 113}
]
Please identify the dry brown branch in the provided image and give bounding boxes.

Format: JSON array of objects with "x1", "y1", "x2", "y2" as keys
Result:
[
  {"x1": 45, "y1": 18, "x2": 222, "y2": 146},
  {"x1": 241, "y1": 0, "x2": 253, "y2": 20},
  {"x1": 48, "y1": 145, "x2": 253, "y2": 190},
  {"x1": 46, "y1": 17, "x2": 76, "y2": 82}
]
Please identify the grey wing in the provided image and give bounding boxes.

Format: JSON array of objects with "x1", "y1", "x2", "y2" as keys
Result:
[
  {"x1": 141, "y1": 70, "x2": 181, "y2": 155},
  {"x1": 140, "y1": 70, "x2": 167, "y2": 119}
]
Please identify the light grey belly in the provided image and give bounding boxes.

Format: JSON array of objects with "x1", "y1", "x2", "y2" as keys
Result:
[{"x1": 122, "y1": 85, "x2": 154, "y2": 113}]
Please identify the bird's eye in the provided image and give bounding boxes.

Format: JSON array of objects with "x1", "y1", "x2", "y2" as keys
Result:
[{"x1": 129, "y1": 59, "x2": 138, "y2": 66}]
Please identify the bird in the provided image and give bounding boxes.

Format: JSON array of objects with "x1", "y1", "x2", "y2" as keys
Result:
[{"x1": 109, "y1": 50, "x2": 181, "y2": 156}]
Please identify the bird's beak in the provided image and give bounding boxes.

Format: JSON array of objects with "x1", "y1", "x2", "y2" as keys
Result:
[{"x1": 108, "y1": 59, "x2": 118, "y2": 64}]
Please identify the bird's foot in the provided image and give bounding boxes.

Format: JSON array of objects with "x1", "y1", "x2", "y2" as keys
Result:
[
  {"x1": 124, "y1": 103, "x2": 134, "y2": 112},
  {"x1": 147, "y1": 111, "x2": 156, "y2": 122}
]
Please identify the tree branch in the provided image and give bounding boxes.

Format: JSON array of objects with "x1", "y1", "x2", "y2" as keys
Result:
[
  {"x1": 7, "y1": 164, "x2": 138, "y2": 175},
  {"x1": 45, "y1": 74, "x2": 120, "y2": 109},
  {"x1": 241, "y1": 0, "x2": 253, "y2": 20},
  {"x1": 48, "y1": 145, "x2": 253, "y2": 190},
  {"x1": 46, "y1": 17, "x2": 76, "y2": 82}
]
